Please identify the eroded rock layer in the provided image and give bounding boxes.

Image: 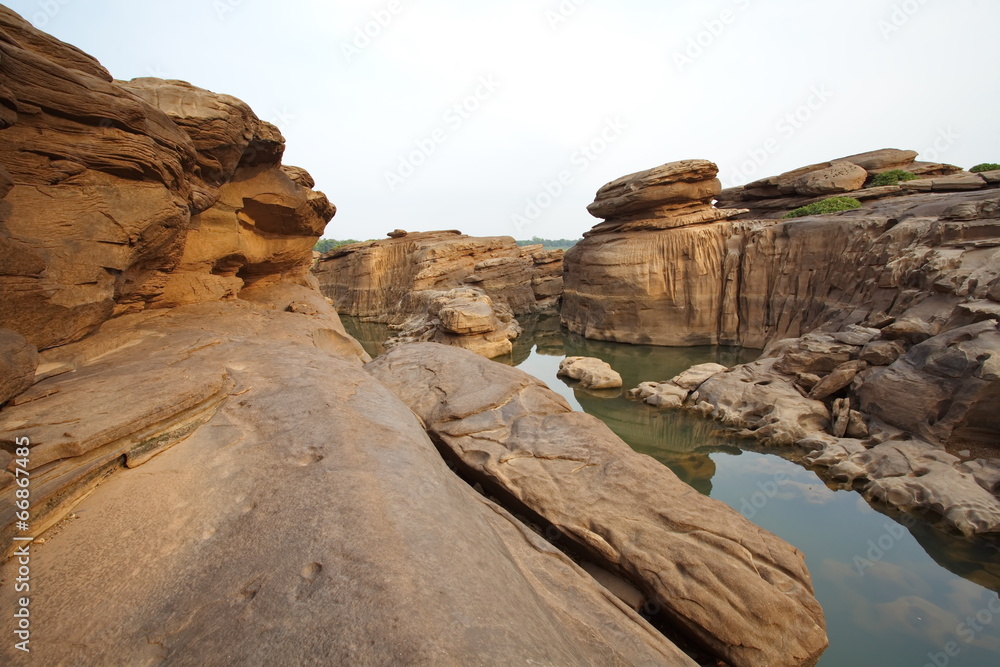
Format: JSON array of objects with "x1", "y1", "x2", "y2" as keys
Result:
[
  {"x1": 313, "y1": 230, "x2": 563, "y2": 324},
  {"x1": 0, "y1": 7, "x2": 333, "y2": 350}
]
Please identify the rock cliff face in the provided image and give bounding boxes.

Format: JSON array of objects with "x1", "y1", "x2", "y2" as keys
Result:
[
  {"x1": 0, "y1": 9, "x2": 332, "y2": 351},
  {"x1": 314, "y1": 230, "x2": 563, "y2": 324},
  {"x1": 0, "y1": 9, "x2": 826, "y2": 665},
  {"x1": 563, "y1": 157, "x2": 1000, "y2": 349}
]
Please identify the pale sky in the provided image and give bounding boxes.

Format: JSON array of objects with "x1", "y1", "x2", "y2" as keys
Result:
[{"x1": 7, "y1": 0, "x2": 999, "y2": 240}]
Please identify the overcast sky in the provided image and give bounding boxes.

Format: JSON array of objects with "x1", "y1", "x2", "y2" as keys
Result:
[{"x1": 7, "y1": 0, "x2": 999, "y2": 240}]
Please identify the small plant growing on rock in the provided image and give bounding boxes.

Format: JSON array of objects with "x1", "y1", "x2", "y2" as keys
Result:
[
  {"x1": 870, "y1": 169, "x2": 918, "y2": 187},
  {"x1": 782, "y1": 197, "x2": 863, "y2": 219},
  {"x1": 970, "y1": 163, "x2": 1000, "y2": 173}
]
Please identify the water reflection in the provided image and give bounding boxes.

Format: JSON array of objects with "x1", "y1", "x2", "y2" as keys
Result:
[{"x1": 344, "y1": 311, "x2": 1000, "y2": 667}]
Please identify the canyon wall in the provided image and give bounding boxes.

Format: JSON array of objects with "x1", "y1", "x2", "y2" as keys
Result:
[
  {"x1": 563, "y1": 156, "x2": 1000, "y2": 350},
  {"x1": 314, "y1": 230, "x2": 563, "y2": 324},
  {"x1": 0, "y1": 8, "x2": 826, "y2": 665}
]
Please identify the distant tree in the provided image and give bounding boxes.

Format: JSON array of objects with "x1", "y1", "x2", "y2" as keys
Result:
[
  {"x1": 515, "y1": 237, "x2": 580, "y2": 251},
  {"x1": 314, "y1": 239, "x2": 361, "y2": 254}
]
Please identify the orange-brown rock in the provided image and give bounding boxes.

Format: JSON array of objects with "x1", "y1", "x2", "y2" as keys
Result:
[
  {"x1": 313, "y1": 230, "x2": 562, "y2": 323},
  {"x1": 0, "y1": 7, "x2": 334, "y2": 350}
]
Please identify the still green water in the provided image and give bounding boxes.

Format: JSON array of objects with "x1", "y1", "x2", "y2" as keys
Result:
[{"x1": 344, "y1": 313, "x2": 1000, "y2": 667}]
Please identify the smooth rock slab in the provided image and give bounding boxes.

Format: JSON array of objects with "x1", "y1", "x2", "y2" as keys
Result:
[
  {"x1": 368, "y1": 343, "x2": 828, "y2": 667},
  {"x1": 0, "y1": 296, "x2": 694, "y2": 666}
]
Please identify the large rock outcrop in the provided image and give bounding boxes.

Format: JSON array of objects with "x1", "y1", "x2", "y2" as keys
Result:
[
  {"x1": 313, "y1": 230, "x2": 563, "y2": 324},
  {"x1": 0, "y1": 287, "x2": 699, "y2": 666},
  {"x1": 0, "y1": 11, "x2": 828, "y2": 664},
  {"x1": 564, "y1": 157, "x2": 999, "y2": 349},
  {"x1": 716, "y1": 148, "x2": 971, "y2": 220},
  {"x1": 369, "y1": 343, "x2": 829, "y2": 667},
  {"x1": 0, "y1": 7, "x2": 333, "y2": 350}
]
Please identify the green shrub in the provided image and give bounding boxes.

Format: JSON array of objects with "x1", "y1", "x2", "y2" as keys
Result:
[
  {"x1": 970, "y1": 163, "x2": 1000, "y2": 173},
  {"x1": 870, "y1": 169, "x2": 918, "y2": 187},
  {"x1": 782, "y1": 197, "x2": 863, "y2": 220}
]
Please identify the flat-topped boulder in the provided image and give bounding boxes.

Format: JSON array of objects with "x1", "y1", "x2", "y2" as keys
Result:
[{"x1": 584, "y1": 159, "x2": 748, "y2": 236}]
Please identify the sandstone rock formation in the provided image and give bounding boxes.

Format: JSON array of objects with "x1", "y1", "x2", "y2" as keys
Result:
[
  {"x1": 557, "y1": 356, "x2": 623, "y2": 390},
  {"x1": 0, "y1": 10, "x2": 830, "y2": 664},
  {"x1": 716, "y1": 148, "x2": 969, "y2": 220},
  {"x1": 1, "y1": 288, "x2": 702, "y2": 666},
  {"x1": 564, "y1": 157, "x2": 999, "y2": 349},
  {"x1": 632, "y1": 325, "x2": 1000, "y2": 537},
  {"x1": 313, "y1": 231, "x2": 563, "y2": 324},
  {"x1": 387, "y1": 287, "x2": 522, "y2": 358},
  {"x1": 0, "y1": 329, "x2": 36, "y2": 407},
  {"x1": 0, "y1": 10, "x2": 333, "y2": 351},
  {"x1": 369, "y1": 343, "x2": 828, "y2": 667}
]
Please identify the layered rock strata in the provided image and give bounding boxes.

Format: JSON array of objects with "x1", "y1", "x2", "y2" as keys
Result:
[
  {"x1": 716, "y1": 148, "x2": 976, "y2": 220},
  {"x1": 0, "y1": 10, "x2": 826, "y2": 664},
  {"x1": 564, "y1": 158, "x2": 1000, "y2": 349},
  {"x1": 314, "y1": 231, "x2": 563, "y2": 323},
  {"x1": 369, "y1": 343, "x2": 828, "y2": 667},
  {"x1": 0, "y1": 9, "x2": 333, "y2": 350}
]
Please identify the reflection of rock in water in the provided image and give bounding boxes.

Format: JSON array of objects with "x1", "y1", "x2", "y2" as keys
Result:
[
  {"x1": 901, "y1": 512, "x2": 1000, "y2": 594},
  {"x1": 503, "y1": 312, "x2": 566, "y2": 366},
  {"x1": 564, "y1": 331, "x2": 758, "y2": 390},
  {"x1": 340, "y1": 316, "x2": 395, "y2": 358},
  {"x1": 575, "y1": 392, "x2": 723, "y2": 495}
]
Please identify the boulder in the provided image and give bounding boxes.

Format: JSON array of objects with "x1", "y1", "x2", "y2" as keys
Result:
[
  {"x1": 792, "y1": 161, "x2": 868, "y2": 196},
  {"x1": 859, "y1": 321, "x2": 1000, "y2": 447},
  {"x1": 557, "y1": 356, "x2": 623, "y2": 390},
  {"x1": 368, "y1": 343, "x2": 829, "y2": 667},
  {"x1": 0, "y1": 329, "x2": 37, "y2": 406},
  {"x1": 389, "y1": 288, "x2": 521, "y2": 359}
]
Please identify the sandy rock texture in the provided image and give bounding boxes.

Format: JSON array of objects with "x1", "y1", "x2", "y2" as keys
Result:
[
  {"x1": 314, "y1": 230, "x2": 563, "y2": 324},
  {"x1": 369, "y1": 343, "x2": 829, "y2": 667}
]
